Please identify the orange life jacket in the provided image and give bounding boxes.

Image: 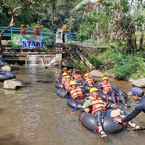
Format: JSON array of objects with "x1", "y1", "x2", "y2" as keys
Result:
[
  {"x1": 86, "y1": 78, "x2": 94, "y2": 86},
  {"x1": 90, "y1": 96, "x2": 106, "y2": 115},
  {"x1": 102, "y1": 82, "x2": 112, "y2": 94},
  {"x1": 64, "y1": 80, "x2": 70, "y2": 91},
  {"x1": 73, "y1": 74, "x2": 83, "y2": 81},
  {"x1": 62, "y1": 77, "x2": 66, "y2": 85},
  {"x1": 70, "y1": 87, "x2": 84, "y2": 100}
]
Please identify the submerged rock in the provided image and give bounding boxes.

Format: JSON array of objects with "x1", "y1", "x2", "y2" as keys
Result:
[
  {"x1": 89, "y1": 70, "x2": 104, "y2": 78},
  {"x1": 130, "y1": 78, "x2": 145, "y2": 88},
  {"x1": 1, "y1": 65, "x2": 11, "y2": 72},
  {"x1": 3, "y1": 79, "x2": 23, "y2": 90}
]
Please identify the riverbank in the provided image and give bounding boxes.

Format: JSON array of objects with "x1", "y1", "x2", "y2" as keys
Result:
[{"x1": 69, "y1": 44, "x2": 145, "y2": 82}]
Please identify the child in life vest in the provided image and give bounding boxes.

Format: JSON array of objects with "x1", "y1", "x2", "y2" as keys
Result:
[
  {"x1": 63, "y1": 75, "x2": 71, "y2": 91},
  {"x1": 69, "y1": 80, "x2": 85, "y2": 103},
  {"x1": 73, "y1": 70, "x2": 84, "y2": 86},
  {"x1": 82, "y1": 88, "x2": 108, "y2": 138},
  {"x1": 100, "y1": 76, "x2": 119, "y2": 107}
]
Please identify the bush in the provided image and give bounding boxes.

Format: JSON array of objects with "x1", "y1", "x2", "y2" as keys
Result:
[
  {"x1": 113, "y1": 56, "x2": 144, "y2": 80},
  {"x1": 113, "y1": 63, "x2": 135, "y2": 80},
  {"x1": 73, "y1": 60, "x2": 88, "y2": 72},
  {"x1": 97, "y1": 48, "x2": 145, "y2": 80},
  {"x1": 88, "y1": 55, "x2": 103, "y2": 68}
]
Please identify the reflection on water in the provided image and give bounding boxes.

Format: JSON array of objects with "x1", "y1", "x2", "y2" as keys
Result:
[{"x1": 0, "y1": 67, "x2": 144, "y2": 145}]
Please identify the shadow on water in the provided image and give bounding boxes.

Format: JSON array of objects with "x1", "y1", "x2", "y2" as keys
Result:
[
  {"x1": 36, "y1": 80, "x2": 54, "y2": 84},
  {"x1": 0, "y1": 134, "x2": 27, "y2": 145}
]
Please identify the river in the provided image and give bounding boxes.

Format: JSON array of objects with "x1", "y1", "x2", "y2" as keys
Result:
[{"x1": 0, "y1": 67, "x2": 144, "y2": 145}]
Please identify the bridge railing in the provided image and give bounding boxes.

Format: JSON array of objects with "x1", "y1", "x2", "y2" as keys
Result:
[{"x1": 0, "y1": 26, "x2": 51, "y2": 38}]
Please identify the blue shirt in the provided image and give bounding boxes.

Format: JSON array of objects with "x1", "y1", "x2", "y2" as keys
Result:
[{"x1": 124, "y1": 96, "x2": 145, "y2": 122}]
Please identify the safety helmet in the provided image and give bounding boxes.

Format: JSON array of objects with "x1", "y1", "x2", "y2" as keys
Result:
[
  {"x1": 63, "y1": 67, "x2": 68, "y2": 71},
  {"x1": 87, "y1": 78, "x2": 93, "y2": 82},
  {"x1": 131, "y1": 87, "x2": 144, "y2": 97},
  {"x1": 65, "y1": 75, "x2": 71, "y2": 79},
  {"x1": 90, "y1": 87, "x2": 99, "y2": 93},
  {"x1": 70, "y1": 80, "x2": 77, "y2": 86},
  {"x1": 62, "y1": 72, "x2": 68, "y2": 76},
  {"x1": 102, "y1": 76, "x2": 109, "y2": 80},
  {"x1": 84, "y1": 73, "x2": 90, "y2": 78}
]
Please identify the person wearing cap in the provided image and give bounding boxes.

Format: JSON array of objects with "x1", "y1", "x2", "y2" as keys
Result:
[
  {"x1": 62, "y1": 67, "x2": 68, "y2": 74},
  {"x1": 73, "y1": 70, "x2": 84, "y2": 86},
  {"x1": 69, "y1": 80, "x2": 84, "y2": 102},
  {"x1": 82, "y1": 87, "x2": 108, "y2": 138},
  {"x1": 101, "y1": 76, "x2": 112, "y2": 94},
  {"x1": 122, "y1": 87, "x2": 145, "y2": 122},
  {"x1": 83, "y1": 79, "x2": 97, "y2": 94},
  {"x1": 84, "y1": 73, "x2": 91, "y2": 80},
  {"x1": 61, "y1": 67, "x2": 69, "y2": 77},
  {"x1": 99, "y1": 76, "x2": 120, "y2": 107},
  {"x1": 83, "y1": 73, "x2": 97, "y2": 92}
]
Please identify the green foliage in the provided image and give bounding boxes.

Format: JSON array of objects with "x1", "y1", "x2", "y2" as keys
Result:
[
  {"x1": 77, "y1": 10, "x2": 111, "y2": 41},
  {"x1": 113, "y1": 56, "x2": 145, "y2": 80},
  {"x1": 77, "y1": 12, "x2": 97, "y2": 41},
  {"x1": 130, "y1": 57, "x2": 145, "y2": 79},
  {"x1": 88, "y1": 55, "x2": 103, "y2": 68},
  {"x1": 0, "y1": 0, "x2": 80, "y2": 27},
  {"x1": 42, "y1": 27, "x2": 55, "y2": 47},
  {"x1": 113, "y1": 58, "x2": 138, "y2": 80},
  {"x1": 96, "y1": 46, "x2": 145, "y2": 80},
  {"x1": 73, "y1": 59, "x2": 88, "y2": 72}
]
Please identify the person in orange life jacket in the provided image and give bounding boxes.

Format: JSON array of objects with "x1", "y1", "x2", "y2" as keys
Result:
[
  {"x1": 99, "y1": 77, "x2": 119, "y2": 106},
  {"x1": 63, "y1": 75, "x2": 71, "y2": 91},
  {"x1": 69, "y1": 80, "x2": 85, "y2": 102},
  {"x1": 61, "y1": 67, "x2": 68, "y2": 75},
  {"x1": 84, "y1": 79, "x2": 97, "y2": 93},
  {"x1": 84, "y1": 73, "x2": 92, "y2": 80},
  {"x1": 73, "y1": 70, "x2": 83, "y2": 82},
  {"x1": 61, "y1": 72, "x2": 70, "y2": 87},
  {"x1": 83, "y1": 88, "x2": 108, "y2": 138},
  {"x1": 57, "y1": 67, "x2": 68, "y2": 88},
  {"x1": 83, "y1": 73, "x2": 98, "y2": 93}
]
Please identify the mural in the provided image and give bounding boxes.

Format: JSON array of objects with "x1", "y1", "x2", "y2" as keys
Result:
[{"x1": 11, "y1": 25, "x2": 46, "y2": 49}]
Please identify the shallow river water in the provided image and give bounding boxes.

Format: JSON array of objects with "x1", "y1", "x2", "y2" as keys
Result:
[{"x1": 0, "y1": 67, "x2": 144, "y2": 145}]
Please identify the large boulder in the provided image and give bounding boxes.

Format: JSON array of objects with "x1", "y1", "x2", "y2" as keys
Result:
[
  {"x1": 89, "y1": 70, "x2": 104, "y2": 78},
  {"x1": 130, "y1": 78, "x2": 145, "y2": 88},
  {"x1": 1, "y1": 65, "x2": 11, "y2": 72},
  {"x1": 3, "y1": 79, "x2": 23, "y2": 90}
]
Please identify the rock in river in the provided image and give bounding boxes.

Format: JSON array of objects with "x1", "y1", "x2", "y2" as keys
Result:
[
  {"x1": 3, "y1": 79, "x2": 23, "y2": 90},
  {"x1": 130, "y1": 78, "x2": 145, "y2": 88},
  {"x1": 89, "y1": 70, "x2": 104, "y2": 78},
  {"x1": 1, "y1": 65, "x2": 11, "y2": 72}
]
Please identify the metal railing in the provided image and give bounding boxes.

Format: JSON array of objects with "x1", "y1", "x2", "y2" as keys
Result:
[{"x1": 0, "y1": 26, "x2": 50, "y2": 38}]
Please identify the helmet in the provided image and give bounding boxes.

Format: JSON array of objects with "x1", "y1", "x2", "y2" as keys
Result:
[
  {"x1": 70, "y1": 80, "x2": 77, "y2": 86},
  {"x1": 131, "y1": 87, "x2": 144, "y2": 97},
  {"x1": 65, "y1": 75, "x2": 71, "y2": 79},
  {"x1": 62, "y1": 72, "x2": 68, "y2": 76},
  {"x1": 63, "y1": 67, "x2": 67, "y2": 71},
  {"x1": 84, "y1": 73, "x2": 90, "y2": 78},
  {"x1": 102, "y1": 76, "x2": 109, "y2": 80},
  {"x1": 87, "y1": 78, "x2": 93, "y2": 81},
  {"x1": 90, "y1": 87, "x2": 99, "y2": 93}
]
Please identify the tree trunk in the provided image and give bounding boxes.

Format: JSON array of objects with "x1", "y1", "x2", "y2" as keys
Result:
[
  {"x1": 139, "y1": 31, "x2": 144, "y2": 51},
  {"x1": 127, "y1": 33, "x2": 137, "y2": 54}
]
